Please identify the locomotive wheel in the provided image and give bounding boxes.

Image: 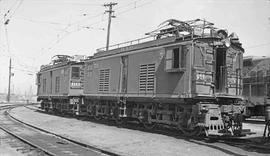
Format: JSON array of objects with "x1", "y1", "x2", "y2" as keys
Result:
[
  {"x1": 142, "y1": 122, "x2": 156, "y2": 130},
  {"x1": 226, "y1": 114, "x2": 243, "y2": 136},
  {"x1": 94, "y1": 115, "x2": 102, "y2": 121},
  {"x1": 140, "y1": 110, "x2": 156, "y2": 130},
  {"x1": 182, "y1": 126, "x2": 202, "y2": 137},
  {"x1": 115, "y1": 117, "x2": 124, "y2": 125},
  {"x1": 45, "y1": 108, "x2": 49, "y2": 112},
  {"x1": 177, "y1": 122, "x2": 202, "y2": 137},
  {"x1": 231, "y1": 121, "x2": 242, "y2": 136}
]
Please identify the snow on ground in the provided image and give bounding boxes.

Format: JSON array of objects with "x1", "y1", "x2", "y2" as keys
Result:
[{"x1": 9, "y1": 106, "x2": 266, "y2": 156}]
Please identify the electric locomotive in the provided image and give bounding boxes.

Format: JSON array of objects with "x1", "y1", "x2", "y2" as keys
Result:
[
  {"x1": 80, "y1": 19, "x2": 248, "y2": 137},
  {"x1": 36, "y1": 55, "x2": 86, "y2": 115},
  {"x1": 37, "y1": 19, "x2": 250, "y2": 137}
]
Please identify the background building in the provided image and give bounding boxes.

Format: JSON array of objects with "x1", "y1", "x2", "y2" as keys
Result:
[{"x1": 243, "y1": 56, "x2": 270, "y2": 116}]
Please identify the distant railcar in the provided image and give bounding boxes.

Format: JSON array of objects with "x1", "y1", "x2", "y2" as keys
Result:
[{"x1": 37, "y1": 19, "x2": 250, "y2": 137}]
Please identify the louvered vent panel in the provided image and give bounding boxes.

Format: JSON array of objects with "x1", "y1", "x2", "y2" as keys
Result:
[
  {"x1": 147, "y1": 64, "x2": 155, "y2": 91},
  {"x1": 139, "y1": 63, "x2": 155, "y2": 92},
  {"x1": 139, "y1": 65, "x2": 147, "y2": 91},
  {"x1": 99, "y1": 69, "x2": 110, "y2": 92}
]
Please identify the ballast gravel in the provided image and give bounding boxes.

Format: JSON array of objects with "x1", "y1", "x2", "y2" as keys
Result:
[{"x1": 9, "y1": 106, "x2": 268, "y2": 156}]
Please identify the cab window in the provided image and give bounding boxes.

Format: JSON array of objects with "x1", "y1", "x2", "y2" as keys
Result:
[
  {"x1": 165, "y1": 45, "x2": 187, "y2": 72},
  {"x1": 71, "y1": 67, "x2": 80, "y2": 79}
]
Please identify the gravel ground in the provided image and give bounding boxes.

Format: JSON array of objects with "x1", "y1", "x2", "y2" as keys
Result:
[
  {"x1": 0, "y1": 145, "x2": 24, "y2": 156},
  {"x1": 244, "y1": 122, "x2": 265, "y2": 137},
  {"x1": 0, "y1": 128, "x2": 37, "y2": 156},
  {"x1": 9, "y1": 106, "x2": 270, "y2": 156}
]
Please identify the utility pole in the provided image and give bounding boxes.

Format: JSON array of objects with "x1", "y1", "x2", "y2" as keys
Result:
[
  {"x1": 104, "y1": 2, "x2": 117, "y2": 51},
  {"x1": 7, "y1": 58, "x2": 12, "y2": 102}
]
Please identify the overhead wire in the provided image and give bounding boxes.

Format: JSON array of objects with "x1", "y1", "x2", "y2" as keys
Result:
[
  {"x1": 69, "y1": 11, "x2": 105, "y2": 26},
  {"x1": 12, "y1": 67, "x2": 37, "y2": 74},
  {"x1": 114, "y1": 0, "x2": 143, "y2": 11},
  {"x1": 245, "y1": 42, "x2": 270, "y2": 49},
  {"x1": 19, "y1": 0, "x2": 148, "y2": 37},
  {"x1": 14, "y1": 16, "x2": 106, "y2": 31},
  {"x1": 79, "y1": 0, "x2": 155, "y2": 28},
  {"x1": 13, "y1": 57, "x2": 36, "y2": 68},
  {"x1": 68, "y1": 0, "x2": 145, "y2": 27},
  {"x1": 39, "y1": 0, "x2": 157, "y2": 56},
  {"x1": 39, "y1": 26, "x2": 86, "y2": 55},
  {"x1": 24, "y1": 0, "x2": 103, "y2": 6},
  {"x1": 1, "y1": 0, "x2": 34, "y2": 79},
  {"x1": 4, "y1": 0, "x2": 19, "y2": 16},
  {"x1": 2, "y1": 0, "x2": 25, "y2": 56},
  {"x1": 14, "y1": 16, "x2": 70, "y2": 26},
  {"x1": 2, "y1": 0, "x2": 20, "y2": 57},
  {"x1": 6, "y1": 0, "x2": 104, "y2": 59},
  {"x1": 6, "y1": 0, "x2": 25, "y2": 19},
  {"x1": 123, "y1": 0, "x2": 155, "y2": 13},
  {"x1": 4, "y1": 16, "x2": 11, "y2": 56}
]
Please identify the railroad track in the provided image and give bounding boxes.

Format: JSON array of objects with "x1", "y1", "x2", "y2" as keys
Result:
[
  {"x1": 22, "y1": 105, "x2": 270, "y2": 153},
  {"x1": 0, "y1": 104, "x2": 120, "y2": 156}
]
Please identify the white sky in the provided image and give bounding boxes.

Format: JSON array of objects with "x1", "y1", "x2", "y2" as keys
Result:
[{"x1": 0, "y1": 0, "x2": 269, "y2": 95}]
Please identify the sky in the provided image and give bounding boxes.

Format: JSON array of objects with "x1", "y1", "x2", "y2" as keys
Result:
[{"x1": 0, "y1": 0, "x2": 269, "y2": 95}]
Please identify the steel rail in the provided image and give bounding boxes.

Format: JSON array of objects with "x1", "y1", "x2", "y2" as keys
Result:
[
  {"x1": 6, "y1": 106, "x2": 121, "y2": 156},
  {"x1": 22, "y1": 105, "x2": 270, "y2": 152},
  {"x1": 0, "y1": 104, "x2": 54, "y2": 156},
  {"x1": 0, "y1": 126, "x2": 55, "y2": 156}
]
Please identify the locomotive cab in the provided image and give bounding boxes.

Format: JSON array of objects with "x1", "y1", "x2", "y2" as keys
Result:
[
  {"x1": 37, "y1": 55, "x2": 86, "y2": 115},
  {"x1": 192, "y1": 28, "x2": 245, "y2": 136}
]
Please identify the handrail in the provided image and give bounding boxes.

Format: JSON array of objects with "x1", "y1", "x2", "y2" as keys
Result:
[
  {"x1": 96, "y1": 36, "x2": 155, "y2": 52},
  {"x1": 96, "y1": 19, "x2": 220, "y2": 53}
]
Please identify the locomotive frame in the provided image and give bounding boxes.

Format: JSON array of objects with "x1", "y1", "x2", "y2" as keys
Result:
[{"x1": 37, "y1": 19, "x2": 250, "y2": 137}]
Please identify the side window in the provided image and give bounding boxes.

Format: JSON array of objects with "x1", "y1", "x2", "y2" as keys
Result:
[
  {"x1": 173, "y1": 48, "x2": 180, "y2": 68},
  {"x1": 165, "y1": 49, "x2": 173, "y2": 70},
  {"x1": 165, "y1": 46, "x2": 186, "y2": 71},
  {"x1": 71, "y1": 67, "x2": 80, "y2": 79}
]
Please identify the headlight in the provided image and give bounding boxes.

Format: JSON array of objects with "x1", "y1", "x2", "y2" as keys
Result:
[{"x1": 223, "y1": 38, "x2": 231, "y2": 47}]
